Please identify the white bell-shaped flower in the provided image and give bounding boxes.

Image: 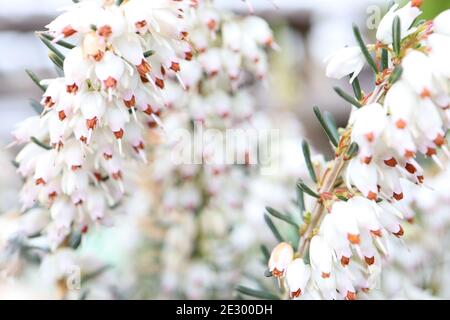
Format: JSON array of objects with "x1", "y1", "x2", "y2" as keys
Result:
[
  {"x1": 285, "y1": 259, "x2": 311, "y2": 298},
  {"x1": 268, "y1": 242, "x2": 294, "y2": 277},
  {"x1": 325, "y1": 46, "x2": 365, "y2": 83}
]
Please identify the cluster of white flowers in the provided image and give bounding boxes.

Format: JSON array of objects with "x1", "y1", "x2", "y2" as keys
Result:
[
  {"x1": 10, "y1": 0, "x2": 194, "y2": 252},
  {"x1": 364, "y1": 162, "x2": 450, "y2": 299},
  {"x1": 268, "y1": 1, "x2": 450, "y2": 300}
]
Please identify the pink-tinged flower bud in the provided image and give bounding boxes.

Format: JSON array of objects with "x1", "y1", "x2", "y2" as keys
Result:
[
  {"x1": 285, "y1": 259, "x2": 311, "y2": 298},
  {"x1": 325, "y1": 46, "x2": 365, "y2": 83},
  {"x1": 268, "y1": 242, "x2": 294, "y2": 277}
]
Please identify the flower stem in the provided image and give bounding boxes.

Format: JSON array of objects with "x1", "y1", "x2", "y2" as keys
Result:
[{"x1": 297, "y1": 84, "x2": 386, "y2": 257}]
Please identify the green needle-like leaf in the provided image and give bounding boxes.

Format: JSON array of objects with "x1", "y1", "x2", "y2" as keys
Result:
[
  {"x1": 302, "y1": 140, "x2": 317, "y2": 183},
  {"x1": 323, "y1": 111, "x2": 340, "y2": 143},
  {"x1": 351, "y1": 75, "x2": 363, "y2": 101},
  {"x1": 144, "y1": 50, "x2": 155, "y2": 58},
  {"x1": 263, "y1": 214, "x2": 283, "y2": 242},
  {"x1": 266, "y1": 207, "x2": 299, "y2": 228},
  {"x1": 353, "y1": 23, "x2": 378, "y2": 74},
  {"x1": 313, "y1": 106, "x2": 339, "y2": 147},
  {"x1": 389, "y1": 65, "x2": 403, "y2": 84},
  {"x1": 297, "y1": 180, "x2": 320, "y2": 199},
  {"x1": 40, "y1": 33, "x2": 75, "y2": 50},
  {"x1": 25, "y1": 70, "x2": 47, "y2": 92},
  {"x1": 393, "y1": 16, "x2": 401, "y2": 57},
  {"x1": 48, "y1": 52, "x2": 64, "y2": 70},
  {"x1": 333, "y1": 87, "x2": 363, "y2": 108},
  {"x1": 30, "y1": 99, "x2": 43, "y2": 114},
  {"x1": 345, "y1": 142, "x2": 360, "y2": 160},
  {"x1": 381, "y1": 48, "x2": 389, "y2": 71},
  {"x1": 297, "y1": 188, "x2": 305, "y2": 214},
  {"x1": 260, "y1": 244, "x2": 270, "y2": 263},
  {"x1": 31, "y1": 137, "x2": 52, "y2": 150},
  {"x1": 39, "y1": 34, "x2": 66, "y2": 62}
]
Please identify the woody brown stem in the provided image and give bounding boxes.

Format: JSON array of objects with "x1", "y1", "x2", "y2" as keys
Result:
[
  {"x1": 297, "y1": 84, "x2": 386, "y2": 258},
  {"x1": 298, "y1": 155, "x2": 347, "y2": 257}
]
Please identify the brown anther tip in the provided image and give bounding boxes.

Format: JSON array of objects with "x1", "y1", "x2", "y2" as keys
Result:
[
  {"x1": 170, "y1": 61, "x2": 180, "y2": 72},
  {"x1": 364, "y1": 256, "x2": 375, "y2": 266},
  {"x1": 384, "y1": 157, "x2": 398, "y2": 167},
  {"x1": 321, "y1": 272, "x2": 331, "y2": 279},
  {"x1": 114, "y1": 129, "x2": 124, "y2": 139},
  {"x1": 124, "y1": 95, "x2": 136, "y2": 108},
  {"x1": 62, "y1": 26, "x2": 76, "y2": 38},
  {"x1": 434, "y1": 134, "x2": 445, "y2": 147},
  {"x1": 207, "y1": 19, "x2": 217, "y2": 30},
  {"x1": 395, "y1": 119, "x2": 407, "y2": 129},
  {"x1": 365, "y1": 132, "x2": 374, "y2": 142},
  {"x1": 97, "y1": 25, "x2": 112, "y2": 38},
  {"x1": 346, "y1": 291, "x2": 357, "y2": 300},
  {"x1": 291, "y1": 289, "x2": 301, "y2": 298},
  {"x1": 426, "y1": 147, "x2": 437, "y2": 157},
  {"x1": 394, "y1": 225, "x2": 404, "y2": 237},
  {"x1": 66, "y1": 83, "x2": 78, "y2": 94},
  {"x1": 367, "y1": 191, "x2": 378, "y2": 201},
  {"x1": 348, "y1": 233, "x2": 361, "y2": 245},
  {"x1": 35, "y1": 178, "x2": 46, "y2": 186},
  {"x1": 420, "y1": 88, "x2": 431, "y2": 98},
  {"x1": 371, "y1": 229, "x2": 383, "y2": 237},
  {"x1": 104, "y1": 76, "x2": 117, "y2": 88},
  {"x1": 71, "y1": 165, "x2": 82, "y2": 171},
  {"x1": 393, "y1": 192, "x2": 404, "y2": 201},
  {"x1": 341, "y1": 256, "x2": 350, "y2": 267},
  {"x1": 362, "y1": 156, "x2": 372, "y2": 165},
  {"x1": 58, "y1": 110, "x2": 67, "y2": 121},
  {"x1": 86, "y1": 117, "x2": 98, "y2": 130},
  {"x1": 405, "y1": 162, "x2": 417, "y2": 174},
  {"x1": 271, "y1": 268, "x2": 283, "y2": 278},
  {"x1": 155, "y1": 78, "x2": 165, "y2": 89}
]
